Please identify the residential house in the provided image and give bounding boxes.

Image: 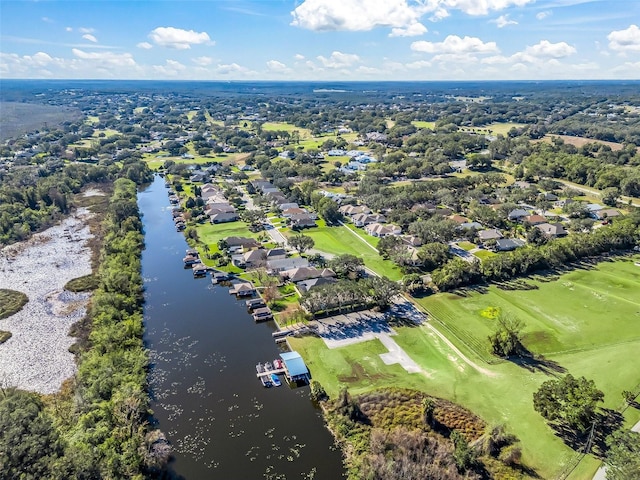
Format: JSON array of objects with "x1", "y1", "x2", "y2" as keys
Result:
[
  {"x1": 296, "y1": 276, "x2": 338, "y2": 293},
  {"x1": 225, "y1": 236, "x2": 260, "y2": 249},
  {"x1": 508, "y1": 209, "x2": 529, "y2": 221},
  {"x1": 458, "y1": 221, "x2": 483, "y2": 231},
  {"x1": 524, "y1": 214, "x2": 547, "y2": 226},
  {"x1": 450, "y1": 214, "x2": 470, "y2": 224},
  {"x1": 241, "y1": 249, "x2": 267, "y2": 269},
  {"x1": 365, "y1": 223, "x2": 402, "y2": 237},
  {"x1": 266, "y1": 248, "x2": 287, "y2": 261},
  {"x1": 282, "y1": 207, "x2": 308, "y2": 218},
  {"x1": 477, "y1": 229, "x2": 504, "y2": 242},
  {"x1": 540, "y1": 192, "x2": 559, "y2": 201},
  {"x1": 280, "y1": 266, "x2": 335, "y2": 283},
  {"x1": 289, "y1": 214, "x2": 317, "y2": 229},
  {"x1": 535, "y1": 223, "x2": 568, "y2": 238},
  {"x1": 267, "y1": 257, "x2": 310, "y2": 274},
  {"x1": 210, "y1": 212, "x2": 238, "y2": 224},
  {"x1": 279, "y1": 202, "x2": 300, "y2": 211},
  {"x1": 594, "y1": 209, "x2": 621, "y2": 221},
  {"x1": 495, "y1": 238, "x2": 526, "y2": 251},
  {"x1": 352, "y1": 213, "x2": 386, "y2": 227},
  {"x1": 339, "y1": 204, "x2": 372, "y2": 216}
]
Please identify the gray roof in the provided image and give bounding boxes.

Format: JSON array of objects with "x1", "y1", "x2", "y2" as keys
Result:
[
  {"x1": 267, "y1": 257, "x2": 309, "y2": 271},
  {"x1": 280, "y1": 351, "x2": 308, "y2": 377}
]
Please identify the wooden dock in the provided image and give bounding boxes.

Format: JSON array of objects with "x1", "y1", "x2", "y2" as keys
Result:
[{"x1": 256, "y1": 367, "x2": 286, "y2": 378}]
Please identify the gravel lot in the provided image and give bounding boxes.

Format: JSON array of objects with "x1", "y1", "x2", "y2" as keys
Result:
[{"x1": 0, "y1": 209, "x2": 94, "y2": 393}]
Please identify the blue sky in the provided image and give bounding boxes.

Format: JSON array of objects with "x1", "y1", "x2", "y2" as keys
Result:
[{"x1": 1, "y1": 0, "x2": 639, "y2": 80}]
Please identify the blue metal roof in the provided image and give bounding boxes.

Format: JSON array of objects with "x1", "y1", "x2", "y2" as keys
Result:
[{"x1": 280, "y1": 351, "x2": 308, "y2": 377}]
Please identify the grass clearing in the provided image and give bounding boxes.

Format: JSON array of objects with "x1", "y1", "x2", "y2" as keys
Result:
[
  {"x1": 462, "y1": 122, "x2": 526, "y2": 136},
  {"x1": 64, "y1": 274, "x2": 99, "y2": 292},
  {"x1": 473, "y1": 249, "x2": 497, "y2": 261},
  {"x1": 290, "y1": 255, "x2": 640, "y2": 478},
  {"x1": 0, "y1": 289, "x2": 28, "y2": 320},
  {"x1": 292, "y1": 223, "x2": 401, "y2": 280},
  {"x1": 411, "y1": 120, "x2": 436, "y2": 130},
  {"x1": 457, "y1": 241, "x2": 476, "y2": 251},
  {"x1": 196, "y1": 221, "x2": 258, "y2": 249},
  {"x1": 0, "y1": 331, "x2": 11, "y2": 344}
]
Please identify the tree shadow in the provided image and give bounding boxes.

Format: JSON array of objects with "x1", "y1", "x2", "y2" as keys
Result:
[
  {"x1": 495, "y1": 279, "x2": 540, "y2": 291},
  {"x1": 508, "y1": 353, "x2": 567, "y2": 375},
  {"x1": 548, "y1": 408, "x2": 624, "y2": 455}
]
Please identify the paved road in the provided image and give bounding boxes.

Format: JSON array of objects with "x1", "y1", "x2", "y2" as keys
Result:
[
  {"x1": 556, "y1": 179, "x2": 640, "y2": 207},
  {"x1": 592, "y1": 418, "x2": 640, "y2": 479}
]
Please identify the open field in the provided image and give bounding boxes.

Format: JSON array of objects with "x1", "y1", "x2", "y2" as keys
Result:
[
  {"x1": 534, "y1": 134, "x2": 634, "y2": 152},
  {"x1": 290, "y1": 255, "x2": 640, "y2": 478},
  {"x1": 197, "y1": 222, "x2": 257, "y2": 249},
  {"x1": 289, "y1": 223, "x2": 402, "y2": 280},
  {"x1": 0, "y1": 102, "x2": 81, "y2": 142},
  {"x1": 419, "y1": 255, "x2": 640, "y2": 357},
  {"x1": 411, "y1": 120, "x2": 436, "y2": 130},
  {"x1": 462, "y1": 122, "x2": 526, "y2": 135}
]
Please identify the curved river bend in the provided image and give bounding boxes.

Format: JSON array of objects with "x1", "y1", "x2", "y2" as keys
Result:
[{"x1": 139, "y1": 176, "x2": 345, "y2": 479}]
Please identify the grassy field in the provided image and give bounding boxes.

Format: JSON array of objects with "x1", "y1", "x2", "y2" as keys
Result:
[
  {"x1": 289, "y1": 255, "x2": 640, "y2": 478},
  {"x1": 473, "y1": 249, "x2": 497, "y2": 261},
  {"x1": 419, "y1": 255, "x2": 640, "y2": 356},
  {"x1": 457, "y1": 241, "x2": 476, "y2": 251},
  {"x1": 534, "y1": 134, "x2": 632, "y2": 152},
  {"x1": 196, "y1": 221, "x2": 257, "y2": 249},
  {"x1": 289, "y1": 222, "x2": 402, "y2": 280},
  {"x1": 462, "y1": 122, "x2": 526, "y2": 135},
  {"x1": 411, "y1": 120, "x2": 436, "y2": 130}
]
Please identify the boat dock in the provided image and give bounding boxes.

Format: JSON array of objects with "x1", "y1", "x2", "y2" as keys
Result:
[{"x1": 255, "y1": 352, "x2": 310, "y2": 385}]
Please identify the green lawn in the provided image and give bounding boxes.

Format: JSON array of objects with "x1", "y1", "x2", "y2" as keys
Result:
[
  {"x1": 289, "y1": 255, "x2": 640, "y2": 478},
  {"x1": 462, "y1": 122, "x2": 526, "y2": 136},
  {"x1": 457, "y1": 241, "x2": 476, "y2": 251},
  {"x1": 292, "y1": 223, "x2": 402, "y2": 280},
  {"x1": 473, "y1": 249, "x2": 497, "y2": 261},
  {"x1": 411, "y1": 120, "x2": 436, "y2": 130},
  {"x1": 196, "y1": 221, "x2": 257, "y2": 248},
  {"x1": 418, "y1": 255, "x2": 640, "y2": 357}
]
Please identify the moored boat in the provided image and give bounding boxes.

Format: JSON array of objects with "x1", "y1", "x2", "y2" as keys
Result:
[{"x1": 270, "y1": 373, "x2": 281, "y2": 387}]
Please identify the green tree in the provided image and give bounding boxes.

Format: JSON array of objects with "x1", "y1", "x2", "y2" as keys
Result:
[
  {"x1": 605, "y1": 429, "x2": 640, "y2": 480},
  {"x1": 533, "y1": 374, "x2": 604, "y2": 434},
  {"x1": 289, "y1": 233, "x2": 315, "y2": 254},
  {"x1": 488, "y1": 312, "x2": 526, "y2": 357}
]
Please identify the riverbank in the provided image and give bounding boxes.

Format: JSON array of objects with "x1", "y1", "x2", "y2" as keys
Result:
[{"x1": 0, "y1": 208, "x2": 94, "y2": 393}]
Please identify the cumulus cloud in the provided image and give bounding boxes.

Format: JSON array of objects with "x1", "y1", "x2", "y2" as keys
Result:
[
  {"x1": 291, "y1": 0, "x2": 535, "y2": 33},
  {"x1": 317, "y1": 51, "x2": 360, "y2": 68},
  {"x1": 294, "y1": 53, "x2": 306, "y2": 60},
  {"x1": 79, "y1": 27, "x2": 95, "y2": 34},
  {"x1": 65, "y1": 27, "x2": 73, "y2": 32},
  {"x1": 82, "y1": 34, "x2": 97, "y2": 43},
  {"x1": 291, "y1": 0, "x2": 423, "y2": 31},
  {"x1": 216, "y1": 63, "x2": 253, "y2": 75},
  {"x1": 72, "y1": 48, "x2": 136, "y2": 67},
  {"x1": 608, "y1": 24, "x2": 640, "y2": 52},
  {"x1": 137, "y1": 42, "x2": 153, "y2": 49},
  {"x1": 411, "y1": 35, "x2": 498, "y2": 55},
  {"x1": 389, "y1": 23, "x2": 428, "y2": 37},
  {"x1": 42, "y1": 17, "x2": 54, "y2": 23},
  {"x1": 536, "y1": 10, "x2": 552, "y2": 20},
  {"x1": 192, "y1": 56, "x2": 213, "y2": 66},
  {"x1": 522, "y1": 40, "x2": 576, "y2": 58},
  {"x1": 153, "y1": 59, "x2": 186, "y2": 76},
  {"x1": 441, "y1": 0, "x2": 534, "y2": 16},
  {"x1": 266, "y1": 60, "x2": 289, "y2": 72},
  {"x1": 149, "y1": 26, "x2": 211, "y2": 49},
  {"x1": 492, "y1": 14, "x2": 517, "y2": 28}
]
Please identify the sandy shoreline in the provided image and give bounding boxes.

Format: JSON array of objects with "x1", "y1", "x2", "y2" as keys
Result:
[{"x1": 0, "y1": 208, "x2": 94, "y2": 394}]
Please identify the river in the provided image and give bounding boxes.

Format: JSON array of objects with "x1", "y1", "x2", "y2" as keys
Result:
[{"x1": 139, "y1": 176, "x2": 345, "y2": 479}]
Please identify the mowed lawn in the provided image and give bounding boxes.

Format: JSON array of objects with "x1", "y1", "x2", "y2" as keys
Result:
[
  {"x1": 419, "y1": 255, "x2": 640, "y2": 357},
  {"x1": 197, "y1": 221, "x2": 257, "y2": 248},
  {"x1": 293, "y1": 223, "x2": 402, "y2": 280},
  {"x1": 289, "y1": 255, "x2": 640, "y2": 478}
]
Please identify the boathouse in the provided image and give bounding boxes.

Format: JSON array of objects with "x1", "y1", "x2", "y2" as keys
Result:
[{"x1": 280, "y1": 351, "x2": 309, "y2": 382}]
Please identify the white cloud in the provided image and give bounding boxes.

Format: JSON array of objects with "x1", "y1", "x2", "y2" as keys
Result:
[
  {"x1": 79, "y1": 27, "x2": 95, "y2": 34},
  {"x1": 290, "y1": 0, "x2": 535, "y2": 33},
  {"x1": 192, "y1": 56, "x2": 213, "y2": 66},
  {"x1": 137, "y1": 42, "x2": 153, "y2": 50},
  {"x1": 492, "y1": 14, "x2": 517, "y2": 28},
  {"x1": 149, "y1": 26, "x2": 211, "y2": 49},
  {"x1": 356, "y1": 66, "x2": 381, "y2": 75},
  {"x1": 72, "y1": 48, "x2": 136, "y2": 67},
  {"x1": 436, "y1": 0, "x2": 534, "y2": 16},
  {"x1": 608, "y1": 24, "x2": 640, "y2": 52},
  {"x1": 291, "y1": 0, "x2": 423, "y2": 32},
  {"x1": 522, "y1": 40, "x2": 576, "y2": 58},
  {"x1": 411, "y1": 35, "x2": 498, "y2": 54},
  {"x1": 266, "y1": 60, "x2": 289, "y2": 72},
  {"x1": 65, "y1": 27, "x2": 73, "y2": 32},
  {"x1": 153, "y1": 59, "x2": 186, "y2": 76},
  {"x1": 389, "y1": 23, "x2": 428, "y2": 37},
  {"x1": 82, "y1": 34, "x2": 98, "y2": 43},
  {"x1": 216, "y1": 63, "x2": 253, "y2": 75},
  {"x1": 536, "y1": 10, "x2": 552, "y2": 20},
  {"x1": 405, "y1": 60, "x2": 432, "y2": 69},
  {"x1": 294, "y1": 53, "x2": 306, "y2": 61},
  {"x1": 317, "y1": 51, "x2": 360, "y2": 68},
  {"x1": 42, "y1": 17, "x2": 54, "y2": 23}
]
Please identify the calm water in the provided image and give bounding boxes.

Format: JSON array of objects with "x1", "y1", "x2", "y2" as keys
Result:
[{"x1": 139, "y1": 176, "x2": 345, "y2": 479}]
